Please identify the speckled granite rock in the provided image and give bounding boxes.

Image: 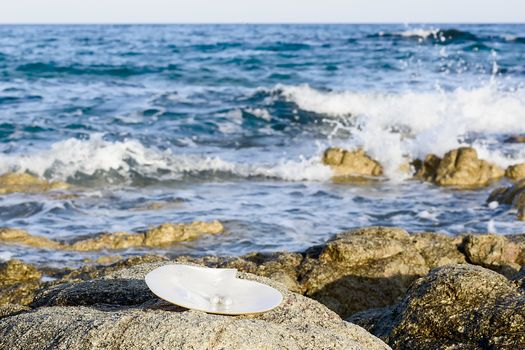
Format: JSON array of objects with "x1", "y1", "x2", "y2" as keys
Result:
[
  {"x1": 0, "y1": 260, "x2": 41, "y2": 305},
  {"x1": 0, "y1": 263, "x2": 391, "y2": 350},
  {"x1": 349, "y1": 264, "x2": 525, "y2": 350}
]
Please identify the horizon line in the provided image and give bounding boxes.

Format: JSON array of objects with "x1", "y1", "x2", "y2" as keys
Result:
[{"x1": 0, "y1": 22, "x2": 523, "y2": 25}]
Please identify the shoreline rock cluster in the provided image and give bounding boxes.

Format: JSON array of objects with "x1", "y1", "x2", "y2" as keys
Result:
[
  {"x1": 0, "y1": 221, "x2": 224, "y2": 251},
  {"x1": 2, "y1": 226, "x2": 525, "y2": 349}
]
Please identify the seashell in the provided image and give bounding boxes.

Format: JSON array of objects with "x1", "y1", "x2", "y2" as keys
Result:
[{"x1": 145, "y1": 264, "x2": 283, "y2": 315}]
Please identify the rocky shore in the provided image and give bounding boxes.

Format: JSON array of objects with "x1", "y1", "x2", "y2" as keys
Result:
[{"x1": 2, "y1": 226, "x2": 525, "y2": 349}]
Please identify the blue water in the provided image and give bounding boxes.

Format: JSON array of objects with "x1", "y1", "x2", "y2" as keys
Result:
[{"x1": 1, "y1": 24, "x2": 525, "y2": 266}]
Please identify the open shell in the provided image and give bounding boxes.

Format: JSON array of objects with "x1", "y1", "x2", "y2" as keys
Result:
[{"x1": 145, "y1": 264, "x2": 283, "y2": 315}]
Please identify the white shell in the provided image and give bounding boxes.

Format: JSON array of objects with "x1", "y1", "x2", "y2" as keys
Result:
[{"x1": 145, "y1": 264, "x2": 283, "y2": 315}]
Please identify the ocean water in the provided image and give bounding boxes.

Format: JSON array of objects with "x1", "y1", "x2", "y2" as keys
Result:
[{"x1": 1, "y1": 24, "x2": 525, "y2": 266}]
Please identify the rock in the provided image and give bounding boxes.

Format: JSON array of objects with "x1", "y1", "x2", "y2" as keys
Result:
[
  {"x1": 461, "y1": 234, "x2": 524, "y2": 276},
  {"x1": 0, "y1": 228, "x2": 63, "y2": 249},
  {"x1": 506, "y1": 163, "x2": 525, "y2": 180},
  {"x1": 299, "y1": 227, "x2": 465, "y2": 318},
  {"x1": 488, "y1": 178, "x2": 525, "y2": 221},
  {"x1": 415, "y1": 147, "x2": 504, "y2": 187},
  {"x1": 0, "y1": 262, "x2": 391, "y2": 350},
  {"x1": 0, "y1": 172, "x2": 68, "y2": 194},
  {"x1": 0, "y1": 260, "x2": 41, "y2": 306},
  {"x1": 350, "y1": 264, "x2": 525, "y2": 350},
  {"x1": 0, "y1": 221, "x2": 225, "y2": 251},
  {"x1": 505, "y1": 135, "x2": 525, "y2": 143},
  {"x1": 323, "y1": 147, "x2": 383, "y2": 179}
]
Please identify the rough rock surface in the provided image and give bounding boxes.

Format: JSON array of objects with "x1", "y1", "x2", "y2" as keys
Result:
[
  {"x1": 0, "y1": 172, "x2": 68, "y2": 194},
  {"x1": 415, "y1": 147, "x2": 504, "y2": 187},
  {"x1": 506, "y1": 163, "x2": 525, "y2": 180},
  {"x1": 488, "y1": 178, "x2": 525, "y2": 221},
  {"x1": 298, "y1": 227, "x2": 466, "y2": 318},
  {"x1": 0, "y1": 263, "x2": 390, "y2": 350},
  {"x1": 0, "y1": 260, "x2": 41, "y2": 305},
  {"x1": 0, "y1": 221, "x2": 224, "y2": 250},
  {"x1": 323, "y1": 147, "x2": 383, "y2": 179},
  {"x1": 349, "y1": 264, "x2": 525, "y2": 350}
]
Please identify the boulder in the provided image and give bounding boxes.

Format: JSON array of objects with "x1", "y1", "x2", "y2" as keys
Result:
[
  {"x1": 415, "y1": 147, "x2": 504, "y2": 187},
  {"x1": 298, "y1": 227, "x2": 465, "y2": 318},
  {"x1": 506, "y1": 163, "x2": 525, "y2": 180},
  {"x1": 349, "y1": 264, "x2": 525, "y2": 350},
  {"x1": 505, "y1": 135, "x2": 525, "y2": 143},
  {"x1": 487, "y1": 178, "x2": 525, "y2": 221},
  {"x1": 323, "y1": 147, "x2": 383, "y2": 179},
  {"x1": 0, "y1": 172, "x2": 68, "y2": 194},
  {"x1": 0, "y1": 262, "x2": 391, "y2": 350}
]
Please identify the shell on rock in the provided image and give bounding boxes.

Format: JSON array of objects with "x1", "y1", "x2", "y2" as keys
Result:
[{"x1": 145, "y1": 264, "x2": 283, "y2": 315}]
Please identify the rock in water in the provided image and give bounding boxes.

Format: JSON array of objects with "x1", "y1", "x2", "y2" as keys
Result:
[
  {"x1": 0, "y1": 221, "x2": 224, "y2": 250},
  {"x1": 349, "y1": 264, "x2": 525, "y2": 350},
  {"x1": 0, "y1": 172, "x2": 68, "y2": 194},
  {"x1": 505, "y1": 163, "x2": 525, "y2": 180},
  {"x1": 415, "y1": 147, "x2": 504, "y2": 187},
  {"x1": 323, "y1": 147, "x2": 383, "y2": 179},
  {"x1": 0, "y1": 262, "x2": 391, "y2": 350},
  {"x1": 488, "y1": 178, "x2": 525, "y2": 221}
]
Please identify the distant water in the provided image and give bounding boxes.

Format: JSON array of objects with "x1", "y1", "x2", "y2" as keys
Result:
[{"x1": 1, "y1": 24, "x2": 525, "y2": 266}]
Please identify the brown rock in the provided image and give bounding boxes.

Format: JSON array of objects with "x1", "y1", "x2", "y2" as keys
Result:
[
  {"x1": 299, "y1": 227, "x2": 465, "y2": 318},
  {"x1": 0, "y1": 260, "x2": 41, "y2": 306},
  {"x1": 350, "y1": 264, "x2": 525, "y2": 350},
  {"x1": 506, "y1": 163, "x2": 525, "y2": 180},
  {"x1": 505, "y1": 135, "x2": 525, "y2": 143},
  {"x1": 0, "y1": 172, "x2": 68, "y2": 194},
  {"x1": 323, "y1": 147, "x2": 383, "y2": 179},
  {"x1": 488, "y1": 178, "x2": 525, "y2": 221},
  {"x1": 462, "y1": 234, "x2": 522, "y2": 276},
  {"x1": 0, "y1": 221, "x2": 224, "y2": 251},
  {"x1": 414, "y1": 147, "x2": 504, "y2": 187}
]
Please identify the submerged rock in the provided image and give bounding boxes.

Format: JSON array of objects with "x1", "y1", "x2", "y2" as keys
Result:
[
  {"x1": 0, "y1": 263, "x2": 391, "y2": 350},
  {"x1": 323, "y1": 147, "x2": 383, "y2": 179},
  {"x1": 505, "y1": 135, "x2": 525, "y2": 143},
  {"x1": 0, "y1": 221, "x2": 224, "y2": 251},
  {"x1": 0, "y1": 260, "x2": 41, "y2": 305},
  {"x1": 506, "y1": 163, "x2": 525, "y2": 180},
  {"x1": 415, "y1": 147, "x2": 504, "y2": 187},
  {"x1": 0, "y1": 172, "x2": 68, "y2": 194},
  {"x1": 349, "y1": 264, "x2": 525, "y2": 350},
  {"x1": 488, "y1": 178, "x2": 525, "y2": 221}
]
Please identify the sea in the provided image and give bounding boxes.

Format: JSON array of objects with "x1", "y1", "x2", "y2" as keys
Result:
[{"x1": 1, "y1": 24, "x2": 524, "y2": 266}]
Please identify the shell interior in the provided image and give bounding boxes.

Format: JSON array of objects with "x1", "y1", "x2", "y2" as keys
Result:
[{"x1": 145, "y1": 264, "x2": 283, "y2": 315}]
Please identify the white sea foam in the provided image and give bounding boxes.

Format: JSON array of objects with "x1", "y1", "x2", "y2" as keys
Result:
[
  {"x1": 0, "y1": 134, "x2": 332, "y2": 183},
  {"x1": 397, "y1": 28, "x2": 440, "y2": 39},
  {"x1": 278, "y1": 83, "x2": 525, "y2": 178}
]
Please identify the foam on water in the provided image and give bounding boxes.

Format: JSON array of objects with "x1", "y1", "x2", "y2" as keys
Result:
[
  {"x1": 278, "y1": 83, "x2": 525, "y2": 178},
  {"x1": 0, "y1": 134, "x2": 333, "y2": 183}
]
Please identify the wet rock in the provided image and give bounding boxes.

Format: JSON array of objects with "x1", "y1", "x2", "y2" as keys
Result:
[
  {"x1": 415, "y1": 147, "x2": 504, "y2": 187},
  {"x1": 323, "y1": 147, "x2": 383, "y2": 179},
  {"x1": 0, "y1": 228, "x2": 63, "y2": 249},
  {"x1": 350, "y1": 264, "x2": 525, "y2": 350},
  {"x1": 505, "y1": 135, "x2": 525, "y2": 143},
  {"x1": 506, "y1": 163, "x2": 525, "y2": 180},
  {"x1": 0, "y1": 172, "x2": 68, "y2": 194},
  {"x1": 299, "y1": 227, "x2": 465, "y2": 318},
  {"x1": 0, "y1": 221, "x2": 224, "y2": 251},
  {"x1": 1, "y1": 262, "x2": 390, "y2": 350},
  {"x1": 0, "y1": 260, "x2": 41, "y2": 306},
  {"x1": 488, "y1": 178, "x2": 525, "y2": 221}
]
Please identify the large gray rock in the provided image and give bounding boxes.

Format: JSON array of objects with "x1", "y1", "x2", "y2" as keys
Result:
[
  {"x1": 349, "y1": 264, "x2": 525, "y2": 350},
  {"x1": 0, "y1": 262, "x2": 390, "y2": 350}
]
